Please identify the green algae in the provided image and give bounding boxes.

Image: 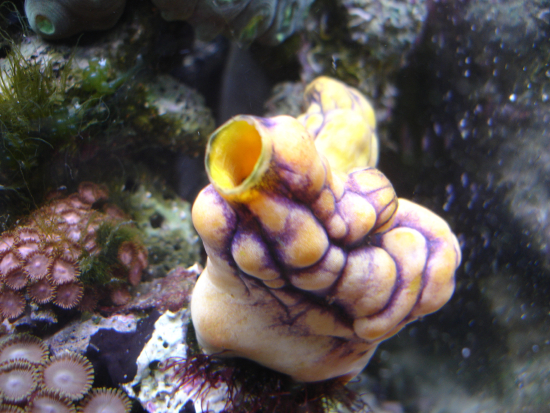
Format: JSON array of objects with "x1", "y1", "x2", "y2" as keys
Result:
[
  {"x1": 81, "y1": 57, "x2": 129, "y2": 96},
  {"x1": 0, "y1": 43, "x2": 79, "y2": 213},
  {"x1": 0, "y1": 70, "x2": 121, "y2": 227},
  {"x1": 0, "y1": 46, "x2": 126, "y2": 222},
  {"x1": 0, "y1": 49, "x2": 74, "y2": 157},
  {"x1": 0, "y1": 2, "x2": 215, "y2": 231},
  {"x1": 0, "y1": 41, "x2": 213, "y2": 227},
  {"x1": 125, "y1": 182, "x2": 201, "y2": 279},
  {"x1": 79, "y1": 220, "x2": 143, "y2": 287}
]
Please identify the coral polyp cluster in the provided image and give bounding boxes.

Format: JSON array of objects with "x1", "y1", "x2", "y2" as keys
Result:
[
  {"x1": 0, "y1": 334, "x2": 131, "y2": 412},
  {"x1": 0, "y1": 182, "x2": 148, "y2": 319}
]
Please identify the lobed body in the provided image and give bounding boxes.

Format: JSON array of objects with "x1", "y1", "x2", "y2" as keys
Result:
[{"x1": 190, "y1": 79, "x2": 460, "y2": 382}]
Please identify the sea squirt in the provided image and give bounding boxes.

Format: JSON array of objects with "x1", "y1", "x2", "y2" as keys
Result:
[
  {"x1": 190, "y1": 77, "x2": 461, "y2": 382},
  {"x1": 298, "y1": 76, "x2": 379, "y2": 172}
]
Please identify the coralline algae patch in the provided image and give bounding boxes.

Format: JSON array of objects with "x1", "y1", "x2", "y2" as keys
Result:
[
  {"x1": 0, "y1": 333, "x2": 131, "y2": 412},
  {"x1": 127, "y1": 184, "x2": 201, "y2": 279},
  {"x1": 0, "y1": 182, "x2": 148, "y2": 320},
  {"x1": 123, "y1": 309, "x2": 227, "y2": 413},
  {"x1": 123, "y1": 309, "x2": 189, "y2": 412}
]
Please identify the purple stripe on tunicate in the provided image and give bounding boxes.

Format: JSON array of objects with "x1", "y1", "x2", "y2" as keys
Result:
[
  {"x1": 372, "y1": 199, "x2": 398, "y2": 232},
  {"x1": 368, "y1": 260, "x2": 401, "y2": 318},
  {"x1": 236, "y1": 269, "x2": 264, "y2": 296},
  {"x1": 329, "y1": 249, "x2": 356, "y2": 295},
  {"x1": 346, "y1": 189, "x2": 396, "y2": 213},
  {"x1": 282, "y1": 288, "x2": 356, "y2": 330},
  {"x1": 280, "y1": 206, "x2": 323, "y2": 242},
  {"x1": 385, "y1": 227, "x2": 455, "y2": 320},
  {"x1": 412, "y1": 242, "x2": 430, "y2": 310},
  {"x1": 369, "y1": 233, "x2": 383, "y2": 247},
  {"x1": 373, "y1": 236, "x2": 427, "y2": 322},
  {"x1": 204, "y1": 244, "x2": 239, "y2": 272},
  {"x1": 301, "y1": 114, "x2": 324, "y2": 138},
  {"x1": 313, "y1": 112, "x2": 331, "y2": 140},
  {"x1": 349, "y1": 90, "x2": 360, "y2": 111},
  {"x1": 232, "y1": 226, "x2": 279, "y2": 272},
  {"x1": 363, "y1": 185, "x2": 395, "y2": 204},
  {"x1": 273, "y1": 158, "x2": 298, "y2": 176},
  {"x1": 418, "y1": 246, "x2": 431, "y2": 295},
  {"x1": 202, "y1": 187, "x2": 241, "y2": 268},
  {"x1": 336, "y1": 186, "x2": 396, "y2": 235},
  {"x1": 206, "y1": 185, "x2": 239, "y2": 239},
  {"x1": 273, "y1": 159, "x2": 322, "y2": 204},
  {"x1": 320, "y1": 248, "x2": 349, "y2": 298},
  {"x1": 274, "y1": 157, "x2": 302, "y2": 175},
  {"x1": 259, "y1": 117, "x2": 276, "y2": 127},
  {"x1": 289, "y1": 244, "x2": 346, "y2": 280},
  {"x1": 265, "y1": 287, "x2": 305, "y2": 320},
  {"x1": 331, "y1": 206, "x2": 351, "y2": 243},
  {"x1": 278, "y1": 168, "x2": 308, "y2": 194},
  {"x1": 238, "y1": 207, "x2": 288, "y2": 279},
  {"x1": 391, "y1": 215, "x2": 443, "y2": 246},
  {"x1": 309, "y1": 90, "x2": 324, "y2": 114},
  {"x1": 410, "y1": 241, "x2": 439, "y2": 312},
  {"x1": 328, "y1": 338, "x2": 360, "y2": 359},
  {"x1": 420, "y1": 239, "x2": 459, "y2": 300}
]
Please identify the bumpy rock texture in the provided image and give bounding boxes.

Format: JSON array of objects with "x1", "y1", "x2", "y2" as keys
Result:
[
  {"x1": 191, "y1": 78, "x2": 460, "y2": 382},
  {"x1": 297, "y1": 0, "x2": 428, "y2": 129},
  {"x1": 126, "y1": 183, "x2": 201, "y2": 279}
]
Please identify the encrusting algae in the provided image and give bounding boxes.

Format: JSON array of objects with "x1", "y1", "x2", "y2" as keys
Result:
[{"x1": 190, "y1": 76, "x2": 461, "y2": 384}]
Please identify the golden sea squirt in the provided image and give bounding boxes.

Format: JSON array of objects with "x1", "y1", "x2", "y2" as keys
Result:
[
  {"x1": 298, "y1": 76, "x2": 379, "y2": 173},
  {"x1": 190, "y1": 78, "x2": 461, "y2": 383}
]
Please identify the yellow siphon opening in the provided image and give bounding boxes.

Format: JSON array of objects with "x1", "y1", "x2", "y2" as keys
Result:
[{"x1": 208, "y1": 120, "x2": 262, "y2": 191}]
